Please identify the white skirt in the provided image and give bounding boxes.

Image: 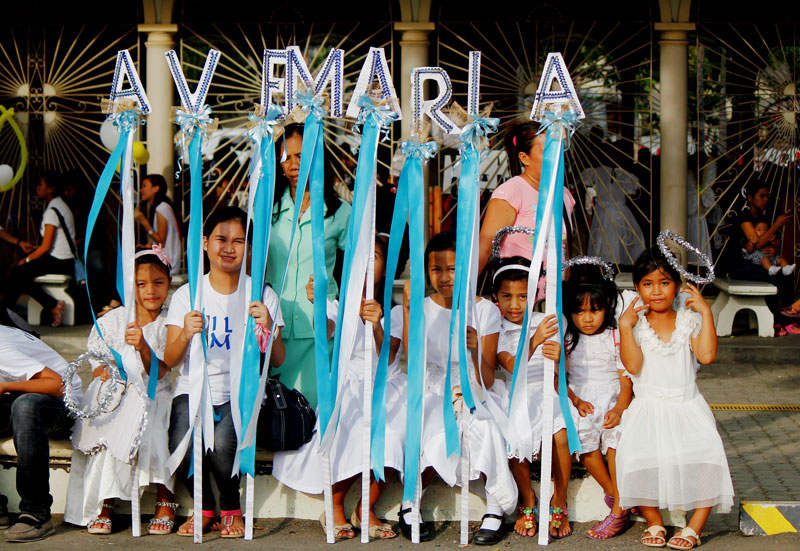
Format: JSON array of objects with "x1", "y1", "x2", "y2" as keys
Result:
[
  {"x1": 505, "y1": 380, "x2": 580, "y2": 461},
  {"x1": 65, "y1": 378, "x2": 174, "y2": 526},
  {"x1": 616, "y1": 385, "x2": 734, "y2": 513},
  {"x1": 272, "y1": 373, "x2": 407, "y2": 494},
  {"x1": 419, "y1": 387, "x2": 518, "y2": 515},
  {"x1": 570, "y1": 381, "x2": 622, "y2": 455}
]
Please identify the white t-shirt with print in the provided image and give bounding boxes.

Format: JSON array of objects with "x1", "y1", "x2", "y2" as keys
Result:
[{"x1": 166, "y1": 274, "x2": 284, "y2": 405}]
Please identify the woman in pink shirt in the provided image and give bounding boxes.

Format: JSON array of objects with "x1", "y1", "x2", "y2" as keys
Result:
[{"x1": 478, "y1": 122, "x2": 575, "y2": 289}]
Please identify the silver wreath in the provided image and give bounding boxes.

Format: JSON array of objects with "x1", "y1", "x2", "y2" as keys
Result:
[
  {"x1": 656, "y1": 229, "x2": 716, "y2": 285},
  {"x1": 62, "y1": 351, "x2": 126, "y2": 420}
]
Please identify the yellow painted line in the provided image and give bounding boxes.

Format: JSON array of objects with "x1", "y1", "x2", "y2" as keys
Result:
[
  {"x1": 742, "y1": 503, "x2": 798, "y2": 535},
  {"x1": 709, "y1": 404, "x2": 800, "y2": 412}
]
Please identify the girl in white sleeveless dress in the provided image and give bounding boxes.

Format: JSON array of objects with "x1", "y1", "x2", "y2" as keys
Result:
[
  {"x1": 562, "y1": 271, "x2": 633, "y2": 539},
  {"x1": 617, "y1": 248, "x2": 733, "y2": 549}
]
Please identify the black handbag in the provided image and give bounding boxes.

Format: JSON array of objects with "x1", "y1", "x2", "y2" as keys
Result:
[{"x1": 256, "y1": 378, "x2": 316, "y2": 452}]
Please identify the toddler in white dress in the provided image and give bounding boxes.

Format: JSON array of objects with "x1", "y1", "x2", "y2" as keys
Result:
[
  {"x1": 562, "y1": 268, "x2": 633, "y2": 539},
  {"x1": 617, "y1": 247, "x2": 733, "y2": 549}
]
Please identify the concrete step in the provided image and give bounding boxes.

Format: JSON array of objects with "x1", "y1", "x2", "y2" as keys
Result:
[{"x1": 716, "y1": 334, "x2": 800, "y2": 364}]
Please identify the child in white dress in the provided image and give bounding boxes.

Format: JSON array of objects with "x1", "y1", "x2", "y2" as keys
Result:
[
  {"x1": 563, "y1": 269, "x2": 633, "y2": 539},
  {"x1": 66, "y1": 248, "x2": 176, "y2": 535},
  {"x1": 492, "y1": 256, "x2": 578, "y2": 540},
  {"x1": 398, "y1": 232, "x2": 517, "y2": 545},
  {"x1": 271, "y1": 237, "x2": 405, "y2": 541},
  {"x1": 617, "y1": 247, "x2": 734, "y2": 549}
]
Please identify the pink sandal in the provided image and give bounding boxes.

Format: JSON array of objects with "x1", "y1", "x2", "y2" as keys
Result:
[
  {"x1": 586, "y1": 511, "x2": 630, "y2": 539},
  {"x1": 50, "y1": 300, "x2": 65, "y2": 327},
  {"x1": 785, "y1": 323, "x2": 800, "y2": 335},
  {"x1": 774, "y1": 324, "x2": 788, "y2": 336}
]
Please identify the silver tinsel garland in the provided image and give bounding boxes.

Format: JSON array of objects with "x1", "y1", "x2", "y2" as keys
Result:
[
  {"x1": 656, "y1": 229, "x2": 716, "y2": 285},
  {"x1": 562, "y1": 256, "x2": 616, "y2": 281},
  {"x1": 491, "y1": 225, "x2": 536, "y2": 261},
  {"x1": 62, "y1": 351, "x2": 125, "y2": 419}
]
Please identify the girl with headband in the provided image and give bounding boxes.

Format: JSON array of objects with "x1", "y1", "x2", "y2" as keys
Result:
[
  {"x1": 491, "y1": 256, "x2": 579, "y2": 540},
  {"x1": 66, "y1": 247, "x2": 177, "y2": 535}
]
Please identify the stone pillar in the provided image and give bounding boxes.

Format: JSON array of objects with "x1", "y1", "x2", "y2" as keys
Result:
[
  {"x1": 139, "y1": 24, "x2": 178, "y2": 196},
  {"x1": 656, "y1": 23, "x2": 694, "y2": 253},
  {"x1": 394, "y1": 22, "x2": 435, "y2": 141}
]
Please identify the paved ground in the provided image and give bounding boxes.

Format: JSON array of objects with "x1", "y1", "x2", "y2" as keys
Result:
[{"x1": 4, "y1": 328, "x2": 799, "y2": 549}]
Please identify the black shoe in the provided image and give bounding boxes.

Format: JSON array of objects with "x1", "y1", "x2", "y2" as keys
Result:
[
  {"x1": 398, "y1": 507, "x2": 432, "y2": 542},
  {"x1": 472, "y1": 513, "x2": 506, "y2": 546}
]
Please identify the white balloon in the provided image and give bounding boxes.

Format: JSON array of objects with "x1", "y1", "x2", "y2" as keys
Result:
[
  {"x1": 99, "y1": 118, "x2": 120, "y2": 150},
  {"x1": 0, "y1": 164, "x2": 13, "y2": 188}
]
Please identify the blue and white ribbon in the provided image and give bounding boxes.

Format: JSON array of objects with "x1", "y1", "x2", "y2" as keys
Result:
[
  {"x1": 371, "y1": 138, "x2": 433, "y2": 494},
  {"x1": 352, "y1": 94, "x2": 398, "y2": 143},
  {"x1": 458, "y1": 116, "x2": 499, "y2": 152},
  {"x1": 536, "y1": 109, "x2": 581, "y2": 150},
  {"x1": 294, "y1": 88, "x2": 326, "y2": 122}
]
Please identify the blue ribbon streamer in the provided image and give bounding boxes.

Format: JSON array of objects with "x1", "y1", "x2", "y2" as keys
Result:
[
  {"x1": 84, "y1": 125, "x2": 131, "y2": 382},
  {"x1": 442, "y1": 138, "x2": 481, "y2": 457},
  {"x1": 238, "y1": 128, "x2": 277, "y2": 477},
  {"x1": 185, "y1": 126, "x2": 209, "y2": 476},
  {"x1": 322, "y1": 116, "x2": 380, "y2": 442},
  {"x1": 526, "y1": 124, "x2": 582, "y2": 454},
  {"x1": 146, "y1": 341, "x2": 159, "y2": 399},
  {"x1": 458, "y1": 116, "x2": 500, "y2": 152},
  {"x1": 371, "y1": 138, "x2": 437, "y2": 483}
]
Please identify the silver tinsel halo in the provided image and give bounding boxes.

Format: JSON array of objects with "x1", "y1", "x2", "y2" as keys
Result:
[
  {"x1": 63, "y1": 351, "x2": 125, "y2": 420},
  {"x1": 491, "y1": 226, "x2": 536, "y2": 261},
  {"x1": 562, "y1": 256, "x2": 616, "y2": 281},
  {"x1": 656, "y1": 229, "x2": 716, "y2": 285}
]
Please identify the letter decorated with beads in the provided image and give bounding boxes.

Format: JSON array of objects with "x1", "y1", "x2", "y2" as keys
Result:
[
  {"x1": 529, "y1": 52, "x2": 584, "y2": 122},
  {"x1": 261, "y1": 49, "x2": 287, "y2": 109},
  {"x1": 110, "y1": 49, "x2": 151, "y2": 114},
  {"x1": 283, "y1": 46, "x2": 345, "y2": 117},
  {"x1": 467, "y1": 51, "x2": 481, "y2": 117},
  {"x1": 164, "y1": 48, "x2": 221, "y2": 114},
  {"x1": 345, "y1": 47, "x2": 401, "y2": 119},
  {"x1": 410, "y1": 67, "x2": 459, "y2": 135}
]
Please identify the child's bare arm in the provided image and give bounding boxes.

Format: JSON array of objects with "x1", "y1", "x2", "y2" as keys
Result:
[
  {"x1": 685, "y1": 283, "x2": 717, "y2": 364},
  {"x1": 619, "y1": 297, "x2": 645, "y2": 374},
  {"x1": 497, "y1": 351, "x2": 515, "y2": 374},
  {"x1": 605, "y1": 373, "x2": 633, "y2": 428}
]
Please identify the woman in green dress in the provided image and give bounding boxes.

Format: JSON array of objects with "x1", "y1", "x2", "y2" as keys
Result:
[{"x1": 266, "y1": 124, "x2": 351, "y2": 408}]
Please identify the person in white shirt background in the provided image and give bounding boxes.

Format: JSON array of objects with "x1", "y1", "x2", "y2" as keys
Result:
[{"x1": 1, "y1": 172, "x2": 76, "y2": 326}]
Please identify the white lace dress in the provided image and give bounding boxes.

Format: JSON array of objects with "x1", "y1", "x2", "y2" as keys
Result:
[
  {"x1": 499, "y1": 314, "x2": 580, "y2": 461},
  {"x1": 272, "y1": 303, "x2": 407, "y2": 493},
  {"x1": 419, "y1": 297, "x2": 518, "y2": 515},
  {"x1": 567, "y1": 328, "x2": 627, "y2": 455},
  {"x1": 65, "y1": 308, "x2": 174, "y2": 526},
  {"x1": 616, "y1": 308, "x2": 734, "y2": 512}
]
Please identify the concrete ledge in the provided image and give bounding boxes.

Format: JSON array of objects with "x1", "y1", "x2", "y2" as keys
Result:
[
  {"x1": 0, "y1": 441, "x2": 685, "y2": 527},
  {"x1": 740, "y1": 501, "x2": 800, "y2": 536}
]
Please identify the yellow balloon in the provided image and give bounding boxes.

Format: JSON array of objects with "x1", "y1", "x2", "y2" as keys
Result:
[{"x1": 132, "y1": 141, "x2": 150, "y2": 164}]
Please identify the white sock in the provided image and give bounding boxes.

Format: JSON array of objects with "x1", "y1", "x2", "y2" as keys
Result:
[
  {"x1": 480, "y1": 494, "x2": 504, "y2": 531},
  {"x1": 769, "y1": 265, "x2": 781, "y2": 275},
  {"x1": 783, "y1": 264, "x2": 796, "y2": 275}
]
